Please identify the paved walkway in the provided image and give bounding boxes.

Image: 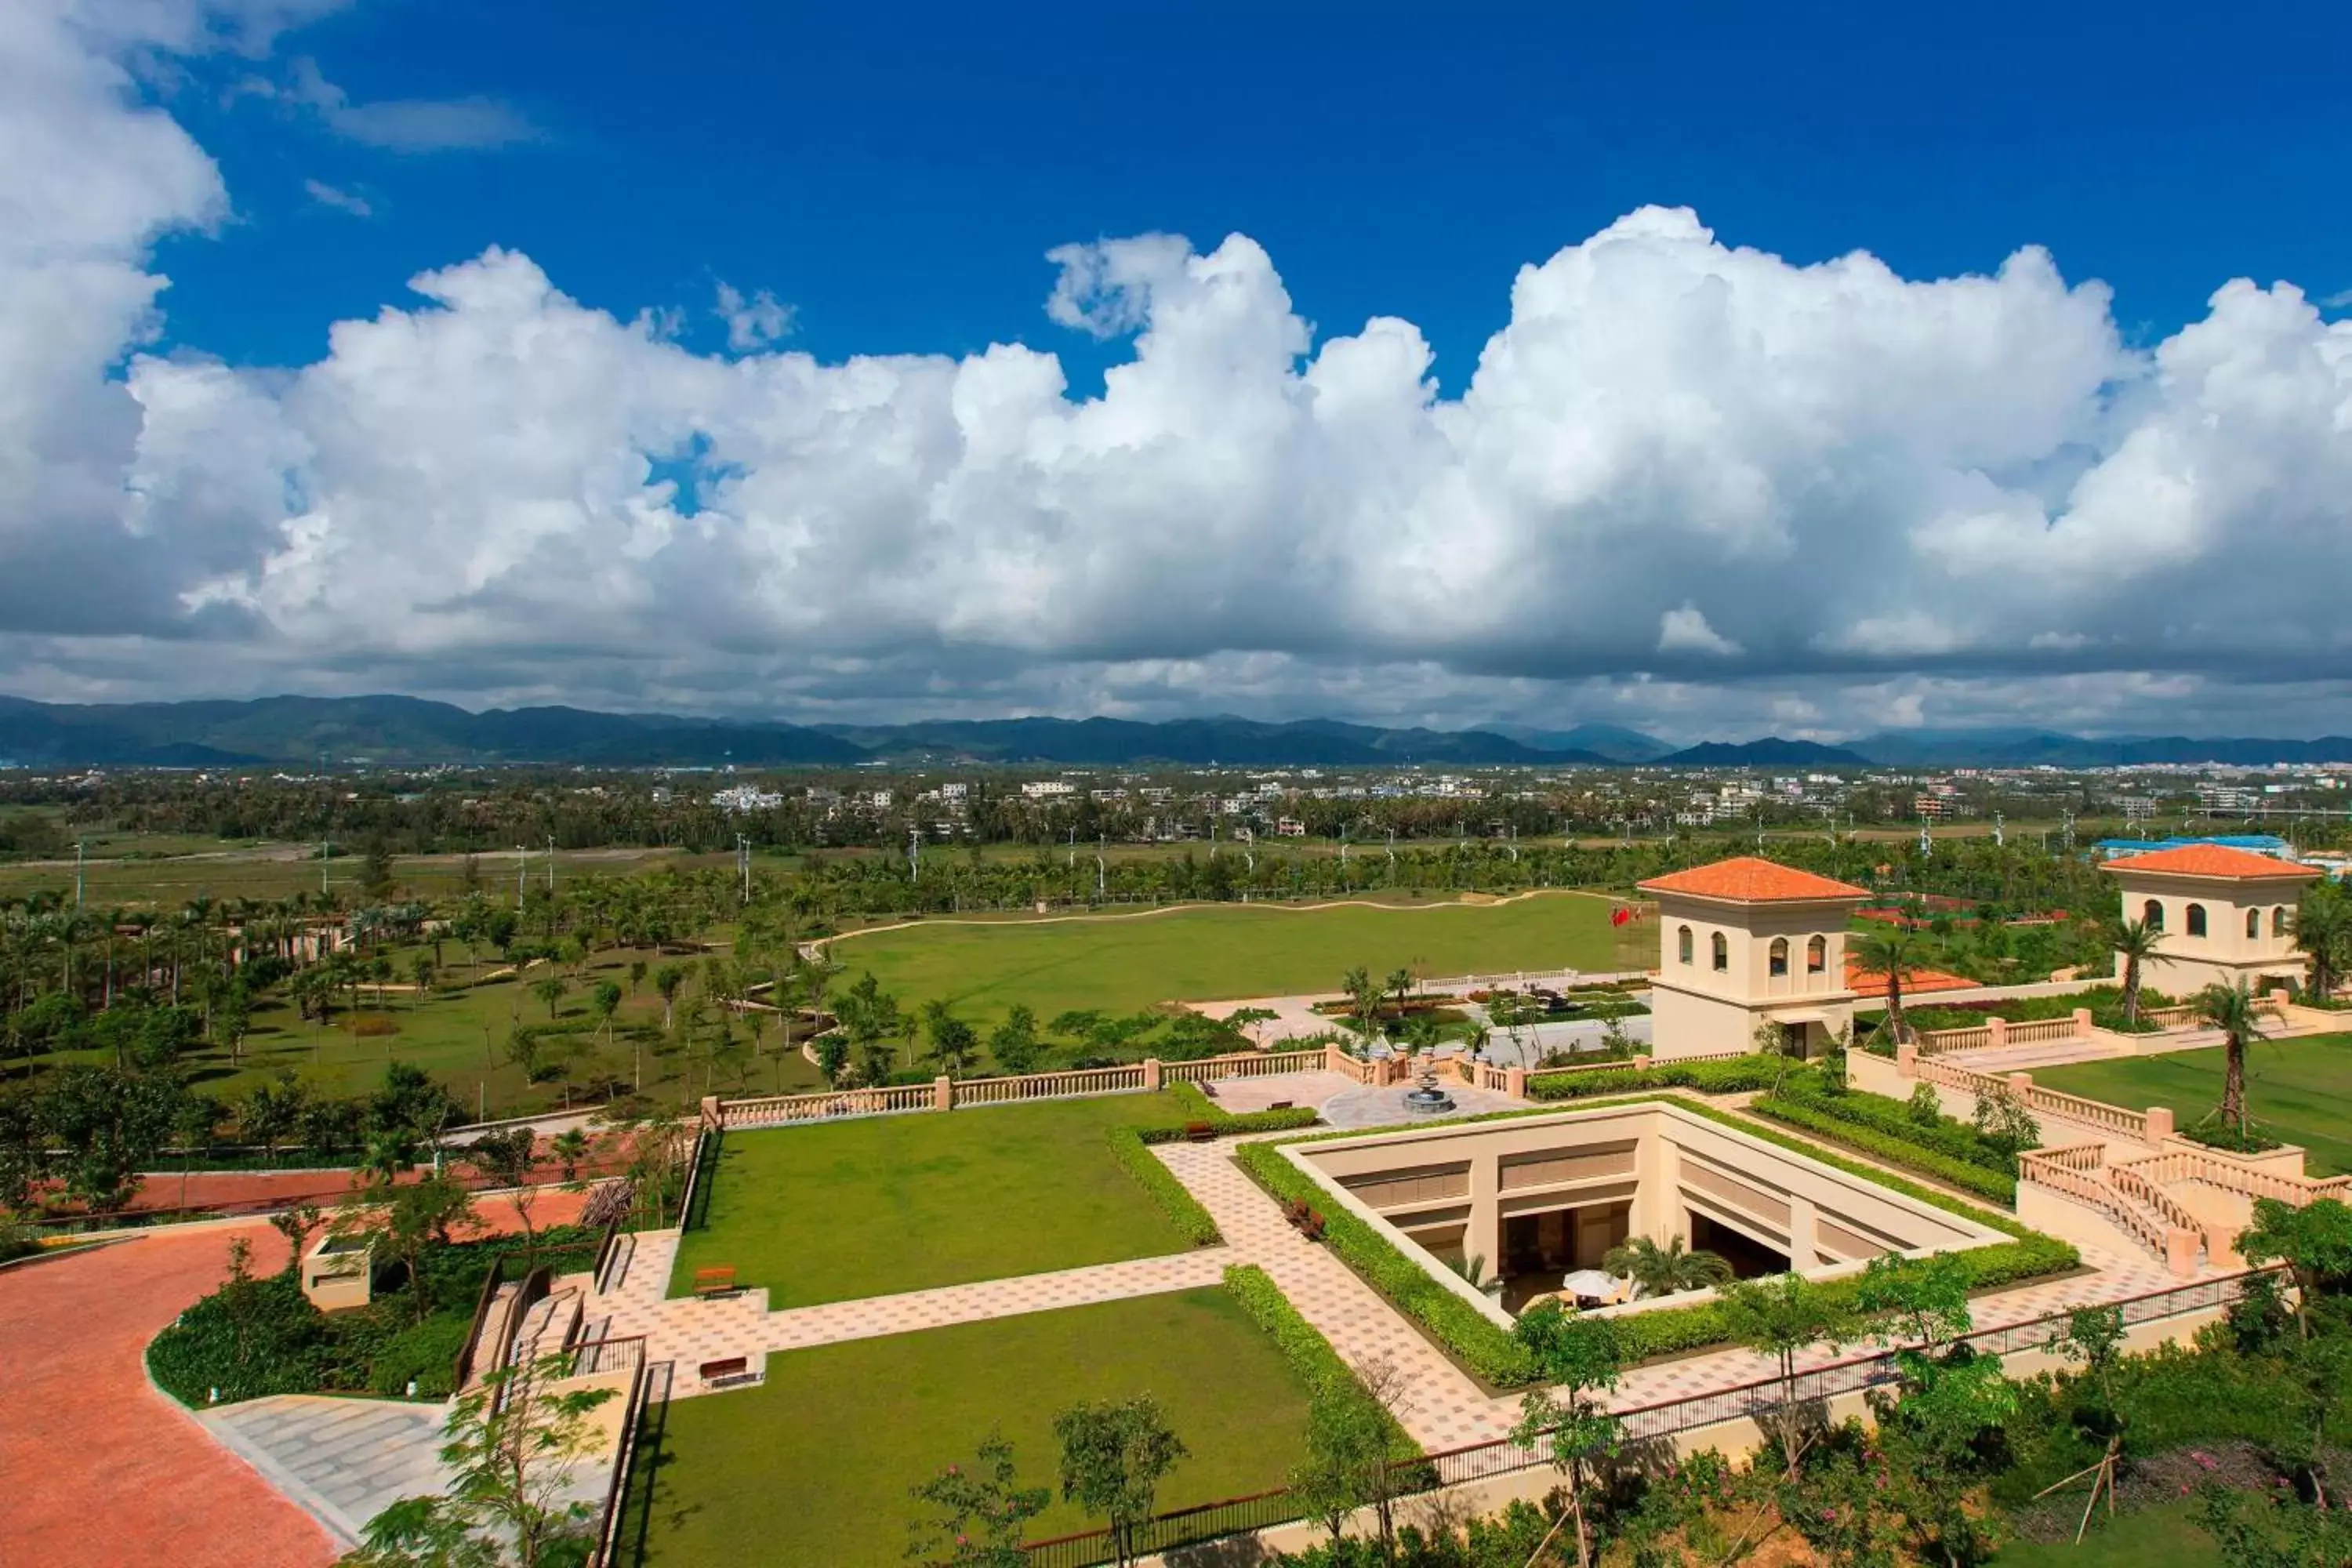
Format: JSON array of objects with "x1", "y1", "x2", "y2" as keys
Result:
[
  {"x1": 1155, "y1": 1137, "x2": 2184, "y2": 1447},
  {"x1": 198, "y1": 1396, "x2": 449, "y2": 1550},
  {"x1": 593, "y1": 1230, "x2": 1235, "y2": 1397},
  {"x1": 0, "y1": 1189, "x2": 588, "y2": 1568},
  {"x1": 0, "y1": 1223, "x2": 339, "y2": 1568}
]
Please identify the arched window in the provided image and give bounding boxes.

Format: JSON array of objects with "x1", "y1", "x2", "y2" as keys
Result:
[
  {"x1": 2248, "y1": 908, "x2": 2262, "y2": 938},
  {"x1": 2187, "y1": 903, "x2": 2207, "y2": 938},
  {"x1": 1678, "y1": 925, "x2": 1693, "y2": 964},
  {"x1": 1711, "y1": 932, "x2": 1729, "y2": 972},
  {"x1": 1769, "y1": 937, "x2": 1789, "y2": 978},
  {"x1": 2143, "y1": 898, "x2": 2164, "y2": 931},
  {"x1": 1806, "y1": 935, "x2": 1828, "y2": 974},
  {"x1": 2275, "y1": 906, "x2": 2292, "y2": 937}
]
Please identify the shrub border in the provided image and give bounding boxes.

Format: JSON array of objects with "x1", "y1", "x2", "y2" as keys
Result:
[
  {"x1": 1747, "y1": 1094, "x2": 2018, "y2": 1202},
  {"x1": 1234, "y1": 1091, "x2": 2078, "y2": 1386},
  {"x1": 1221, "y1": 1263, "x2": 1418, "y2": 1456},
  {"x1": 1106, "y1": 1125, "x2": 1221, "y2": 1246},
  {"x1": 1138, "y1": 1080, "x2": 1320, "y2": 1142}
]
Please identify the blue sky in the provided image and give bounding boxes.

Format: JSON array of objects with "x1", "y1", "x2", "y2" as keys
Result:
[
  {"x1": 6, "y1": 0, "x2": 2352, "y2": 739},
  {"x1": 159, "y1": 2, "x2": 2350, "y2": 381}
]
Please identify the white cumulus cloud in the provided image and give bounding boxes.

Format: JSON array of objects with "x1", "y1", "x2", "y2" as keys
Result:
[{"x1": 4, "y1": 1, "x2": 2352, "y2": 739}]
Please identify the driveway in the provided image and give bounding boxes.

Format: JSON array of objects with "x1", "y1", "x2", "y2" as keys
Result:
[{"x1": 0, "y1": 1189, "x2": 588, "y2": 1568}]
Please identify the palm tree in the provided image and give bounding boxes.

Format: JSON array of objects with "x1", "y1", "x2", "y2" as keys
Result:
[
  {"x1": 1851, "y1": 926, "x2": 1921, "y2": 1044},
  {"x1": 1602, "y1": 1235, "x2": 1733, "y2": 1299},
  {"x1": 2107, "y1": 914, "x2": 2165, "y2": 1027},
  {"x1": 1341, "y1": 966, "x2": 1377, "y2": 1038},
  {"x1": 2197, "y1": 980, "x2": 2269, "y2": 1142},
  {"x1": 2293, "y1": 884, "x2": 2352, "y2": 1002}
]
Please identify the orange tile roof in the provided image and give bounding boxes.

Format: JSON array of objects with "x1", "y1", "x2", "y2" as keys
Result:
[
  {"x1": 1843, "y1": 956, "x2": 1975, "y2": 998},
  {"x1": 2098, "y1": 844, "x2": 2321, "y2": 881},
  {"x1": 1637, "y1": 856, "x2": 1868, "y2": 903}
]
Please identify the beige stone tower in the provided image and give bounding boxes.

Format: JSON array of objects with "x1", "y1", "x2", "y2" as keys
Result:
[{"x1": 1639, "y1": 857, "x2": 1869, "y2": 1061}]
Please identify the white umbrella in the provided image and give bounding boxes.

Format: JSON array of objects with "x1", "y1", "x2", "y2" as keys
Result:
[{"x1": 1561, "y1": 1269, "x2": 1621, "y2": 1301}]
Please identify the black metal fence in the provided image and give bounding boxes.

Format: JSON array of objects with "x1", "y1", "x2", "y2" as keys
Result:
[{"x1": 1019, "y1": 1268, "x2": 2270, "y2": 1566}]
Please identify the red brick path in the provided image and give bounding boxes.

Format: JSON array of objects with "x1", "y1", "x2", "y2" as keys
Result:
[{"x1": 0, "y1": 1190, "x2": 589, "y2": 1568}]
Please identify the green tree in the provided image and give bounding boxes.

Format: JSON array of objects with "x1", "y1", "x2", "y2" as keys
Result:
[
  {"x1": 905, "y1": 1428, "x2": 1049, "y2": 1568},
  {"x1": 1053, "y1": 1396, "x2": 1187, "y2": 1568},
  {"x1": 1506, "y1": 1307, "x2": 1623, "y2": 1568},
  {"x1": 2107, "y1": 913, "x2": 2165, "y2": 1027},
  {"x1": 1852, "y1": 925, "x2": 1922, "y2": 1043},
  {"x1": 529, "y1": 974, "x2": 568, "y2": 1022},
  {"x1": 653, "y1": 964, "x2": 687, "y2": 1032},
  {"x1": 2294, "y1": 881, "x2": 2352, "y2": 1002},
  {"x1": 1871, "y1": 1347, "x2": 2018, "y2": 1567},
  {"x1": 1600, "y1": 1235, "x2": 1731, "y2": 1300},
  {"x1": 1855, "y1": 1250, "x2": 1975, "y2": 1349},
  {"x1": 548, "y1": 1129, "x2": 590, "y2": 1183},
  {"x1": 2197, "y1": 980, "x2": 2270, "y2": 1139},
  {"x1": 1718, "y1": 1272, "x2": 1861, "y2": 1479},
  {"x1": 922, "y1": 1000, "x2": 979, "y2": 1076},
  {"x1": 36, "y1": 1063, "x2": 180, "y2": 1212},
  {"x1": 463, "y1": 1128, "x2": 541, "y2": 1261},
  {"x1": 359, "y1": 837, "x2": 397, "y2": 902},
  {"x1": 352, "y1": 1174, "x2": 479, "y2": 1324},
  {"x1": 987, "y1": 1005, "x2": 1042, "y2": 1076},
  {"x1": 2237, "y1": 1196, "x2": 2352, "y2": 1339},
  {"x1": 341, "y1": 1354, "x2": 617, "y2": 1568}
]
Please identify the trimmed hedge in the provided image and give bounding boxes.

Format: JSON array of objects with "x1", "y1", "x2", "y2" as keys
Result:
[
  {"x1": 1136, "y1": 1080, "x2": 1321, "y2": 1142},
  {"x1": 1106, "y1": 1125, "x2": 1221, "y2": 1246},
  {"x1": 1773, "y1": 1081, "x2": 2017, "y2": 1174},
  {"x1": 1235, "y1": 1091, "x2": 2079, "y2": 1384},
  {"x1": 1223, "y1": 1264, "x2": 1418, "y2": 1455},
  {"x1": 1747, "y1": 1094, "x2": 2018, "y2": 1203},
  {"x1": 1525, "y1": 1053, "x2": 1792, "y2": 1102}
]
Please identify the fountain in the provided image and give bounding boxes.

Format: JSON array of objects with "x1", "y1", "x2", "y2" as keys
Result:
[{"x1": 1400, "y1": 1065, "x2": 1457, "y2": 1118}]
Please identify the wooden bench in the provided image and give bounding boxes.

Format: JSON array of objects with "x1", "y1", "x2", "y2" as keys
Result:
[
  {"x1": 1184, "y1": 1121, "x2": 1216, "y2": 1143},
  {"x1": 1268, "y1": 1100, "x2": 1294, "y2": 1111},
  {"x1": 698, "y1": 1356, "x2": 749, "y2": 1382},
  {"x1": 691, "y1": 1266, "x2": 738, "y2": 1298}
]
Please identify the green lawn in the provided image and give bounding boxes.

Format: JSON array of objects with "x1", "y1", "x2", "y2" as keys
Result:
[
  {"x1": 826, "y1": 891, "x2": 1637, "y2": 1033},
  {"x1": 668, "y1": 1093, "x2": 1200, "y2": 1305},
  {"x1": 618, "y1": 1287, "x2": 1315, "y2": 1566},
  {"x1": 2034, "y1": 1033, "x2": 2352, "y2": 1177},
  {"x1": 1993, "y1": 1501, "x2": 2222, "y2": 1566}
]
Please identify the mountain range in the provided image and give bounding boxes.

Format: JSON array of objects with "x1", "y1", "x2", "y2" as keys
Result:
[{"x1": 0, "y1": 695, "x2": 2347, "y2": 771}]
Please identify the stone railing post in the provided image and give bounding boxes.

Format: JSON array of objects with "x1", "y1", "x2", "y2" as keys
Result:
[
  {"x1": 934, "y1": 1075, "x2": 954, "y2": 1112},
  {"x1": 1986, "y1": 1017, "x2": 2008, "y2": 1048},
  {"x1": 1324, "y1": 1041, "x2": 1344, "y2": 1075},
  {"x1": 1142, "y1": 1057, "x2": 1163, "y2": 1091},
  {"x1": 2073, "y1": 1007, "x2": 2094, "y2": 1037},
  {"x1": 2008, "y1": 1072, "x2": 2034, "y2": 1098},
  {"x1": 2164, "y1": 1227, "x2": 2201, "y2": 1278},
  {"x1": 2270, "y1": 987, "x2": 2293, "y2": 1014},
  {"x1": 1505, "y1": 1064, "x2": 1527, "y2": 1099},
  {"x1": 2147, "y1": 1106, "x2": 2175, "y2": 1142},
  {"x1": 1895, "y1": 1041, "x2": 1918, "y2": 1077},
  {"x1": 699, "y1": 1095, "x2": 722, "y2": 1128}
]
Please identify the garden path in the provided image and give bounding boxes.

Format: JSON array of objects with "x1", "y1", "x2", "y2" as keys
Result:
[
  {"x1": 592, "y1": 1229, "x2": 1235, "y2": 1398},
  {"x1": 1152, "y1": 1138, "x2": 2189, "y2": 1450},
  {"x1": 198, "y1": 1395, "x2": 448, "y2": 1550}
]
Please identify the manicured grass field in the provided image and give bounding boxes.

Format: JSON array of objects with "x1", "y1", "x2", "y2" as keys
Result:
[
  {"x1": 826, "y1": 891, "x2": 1639, "y2": 1031},
  {"x1": 668, "y1": 1094, "x2": 1200, "y2": 1305},
  {"x1": 618, "y1": 1287, "x2": 1316, "y2": 1567},
  {"x1": 2034, "y1": 1033, "x2": 2352, "y2": 1177}
]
